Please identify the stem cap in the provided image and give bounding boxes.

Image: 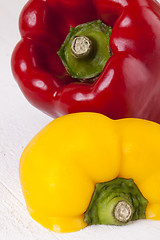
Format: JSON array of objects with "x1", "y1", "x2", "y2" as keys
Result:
[
  {"x1": 57, "y1": 20, "x2": 112, "y2": 81},
  {"x1": 84, "y1": 178, "x2": 148, "y2": 226}
]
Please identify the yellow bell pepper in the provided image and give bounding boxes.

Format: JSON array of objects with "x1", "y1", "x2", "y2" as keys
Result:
[{"x1": 19, "y1": 113, "x2": 160, "y2": 233}]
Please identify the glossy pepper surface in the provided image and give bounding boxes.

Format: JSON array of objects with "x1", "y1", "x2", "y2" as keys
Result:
[
  {"x1": 11, "y1": 0, "x2": 160, "y2": 122},
  {"x1": 20, "y1": 112, "x2": 160, "y2": 233}
]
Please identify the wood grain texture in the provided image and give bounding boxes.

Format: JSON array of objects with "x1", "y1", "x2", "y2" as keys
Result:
[{"x1": 0, "y1": 0, "x2": 160, "y2": 239}]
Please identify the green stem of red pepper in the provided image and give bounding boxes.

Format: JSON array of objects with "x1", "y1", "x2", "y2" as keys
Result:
[
  {"x1": 57, "y1": 20, "x2": 112, "y2": 81},
  {"x1": 71, "y1": 35, "x2": 94, "y2": 58}
]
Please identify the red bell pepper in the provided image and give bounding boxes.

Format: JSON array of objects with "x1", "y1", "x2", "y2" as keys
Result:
[{"x1": 11, "y1": 0, "x2": 160, "y2": 122}]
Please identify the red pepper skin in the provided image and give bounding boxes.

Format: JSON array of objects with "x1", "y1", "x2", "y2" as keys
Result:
[{"x1": 12, "y1": 0, "x2": 160, "y2": 122}]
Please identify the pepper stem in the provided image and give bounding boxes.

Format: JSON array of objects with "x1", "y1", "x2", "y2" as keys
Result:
[
  {"x1": 113, "y1": 200, "x2": 133, "y2": 223},
  {"x1": 97, "y1": 196, "x2": 133, "y2": 225},
  {"x1": 84, "y1": 178, "x2": 148, "y2": 226},
  {"x1": 71, "y1": 36, "x2": 93, "y2": 58},
  {"x1": 57, "y1": 20, "x2": 112, "y2": 80}
]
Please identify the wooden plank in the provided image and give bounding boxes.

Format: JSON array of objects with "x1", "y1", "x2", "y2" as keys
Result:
[{"x1": 0, "y1": 181, "x2": 59, "y2": 240}]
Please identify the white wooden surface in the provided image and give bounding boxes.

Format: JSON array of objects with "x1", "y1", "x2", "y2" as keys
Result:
[{"x1": 0, "y1": 0, "x2": 160, "y2": 239}]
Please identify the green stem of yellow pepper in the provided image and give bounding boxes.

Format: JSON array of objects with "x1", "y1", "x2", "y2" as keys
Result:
[{"x1": 84, "y1": 178, "x2": 148, "y2": 225}]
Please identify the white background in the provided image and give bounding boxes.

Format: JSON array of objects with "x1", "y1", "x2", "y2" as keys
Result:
[{"x1": 0, "y1": 0, "x2": 160, "y2": 239}]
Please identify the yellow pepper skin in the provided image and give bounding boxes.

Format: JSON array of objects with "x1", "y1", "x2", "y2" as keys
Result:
[{"x1": 19, "y1": 113, "x2": 160, "y2": 233}]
